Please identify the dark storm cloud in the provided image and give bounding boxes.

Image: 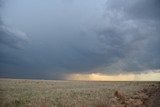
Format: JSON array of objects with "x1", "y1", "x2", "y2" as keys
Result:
[
  {"x1": 0, "y1": 0, "x2": 29, "y2": 70},
  {"x1": 0, "y1": 0, "x2": 2, "y2": 6},
  {"x1": 95, "y1": 0, "x2": 160, "y2": 71},
  {"x1": 0, "y1": 25, "x2": 29, "y2": 49},
  {"x1": 0, "y1": 0, "x2": 160, "y2": 79},
  {"x1": 0, "y1": 0, "x2": 28, "y2": 49}
]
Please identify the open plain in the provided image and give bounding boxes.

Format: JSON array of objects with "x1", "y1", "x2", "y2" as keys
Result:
[{"x1": 0, "y1": 78, "x2": 159, "y2": 107}]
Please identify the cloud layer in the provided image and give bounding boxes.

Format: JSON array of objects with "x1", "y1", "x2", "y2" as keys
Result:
[
  {"x1": 0, "y1": 0, "x2": 29, "y2": 77},
  {"x1": 94, "y1": 0, "x2": 160, "y2": 72},
  {"x1": 0, "y1": 25, "x2": 28, "y2": 49},
  {"x1": 0, "y1": 0, "x2": 160, "y2": 79},
  {"x1": 0, "y1": 0, "x2": 28, "y2": 49}
]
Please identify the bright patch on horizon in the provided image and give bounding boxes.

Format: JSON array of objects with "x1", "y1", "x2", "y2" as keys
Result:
[{"x1": 66, "y1": 70, "x2": 160, "y2": 81}]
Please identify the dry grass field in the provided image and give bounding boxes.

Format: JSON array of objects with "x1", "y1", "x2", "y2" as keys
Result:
[{"x1": 0, "y1": 78, "x2": 159, "y2": 107}]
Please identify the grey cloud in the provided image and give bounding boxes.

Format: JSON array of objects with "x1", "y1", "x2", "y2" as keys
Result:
[
  {"x1": 0, "y1": 0, "x2": 2, "y2": 6},
  {"x1": 0, "y1": 0, "x2": 29, "y2": 69},
  {"x1": 0, "y1": 0, "x2": 28, "y2": 49},
  {"x1": 95, "y1": 0, "x2": 160, "y2": 72},
  {"x1": 0, "y1": 0, "x2": 160, "y2": 79},
  {"x1": 126, "y1": 0, "x2": 160, "y2": 20},
  {"x1": 105, "y1": 0, "x2": 160, "y2": 19},
  {"x1": 0, "y1": 25, "x2": 29, "y2": 49}
]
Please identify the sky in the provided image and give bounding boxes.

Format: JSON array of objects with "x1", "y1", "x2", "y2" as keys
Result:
[{"x1": 0, "y1": 0, "x2": 160, "y2": 80}]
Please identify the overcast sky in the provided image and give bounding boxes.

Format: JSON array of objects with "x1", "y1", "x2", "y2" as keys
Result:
[{"x1": 0, "y1": 0, "x2": 160, "y2": 79}]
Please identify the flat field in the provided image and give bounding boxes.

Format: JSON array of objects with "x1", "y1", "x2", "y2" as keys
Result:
[{"x1": 0, "y1": 79, "x2": 159, "y2": 107}]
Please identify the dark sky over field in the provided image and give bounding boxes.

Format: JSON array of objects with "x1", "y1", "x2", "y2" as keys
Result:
[{"x1": 0, "y1": 0, "x2": 160, "y2": 79}]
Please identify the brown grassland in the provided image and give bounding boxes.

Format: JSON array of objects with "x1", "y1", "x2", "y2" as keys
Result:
[{"x1": 0, "y1": 78, "x2": 159, "y2": 107}]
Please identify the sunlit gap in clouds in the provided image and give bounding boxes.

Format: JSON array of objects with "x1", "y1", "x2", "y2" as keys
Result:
[{"x1": 65, "y1": 70, "x2": 160, "y2": 81}]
